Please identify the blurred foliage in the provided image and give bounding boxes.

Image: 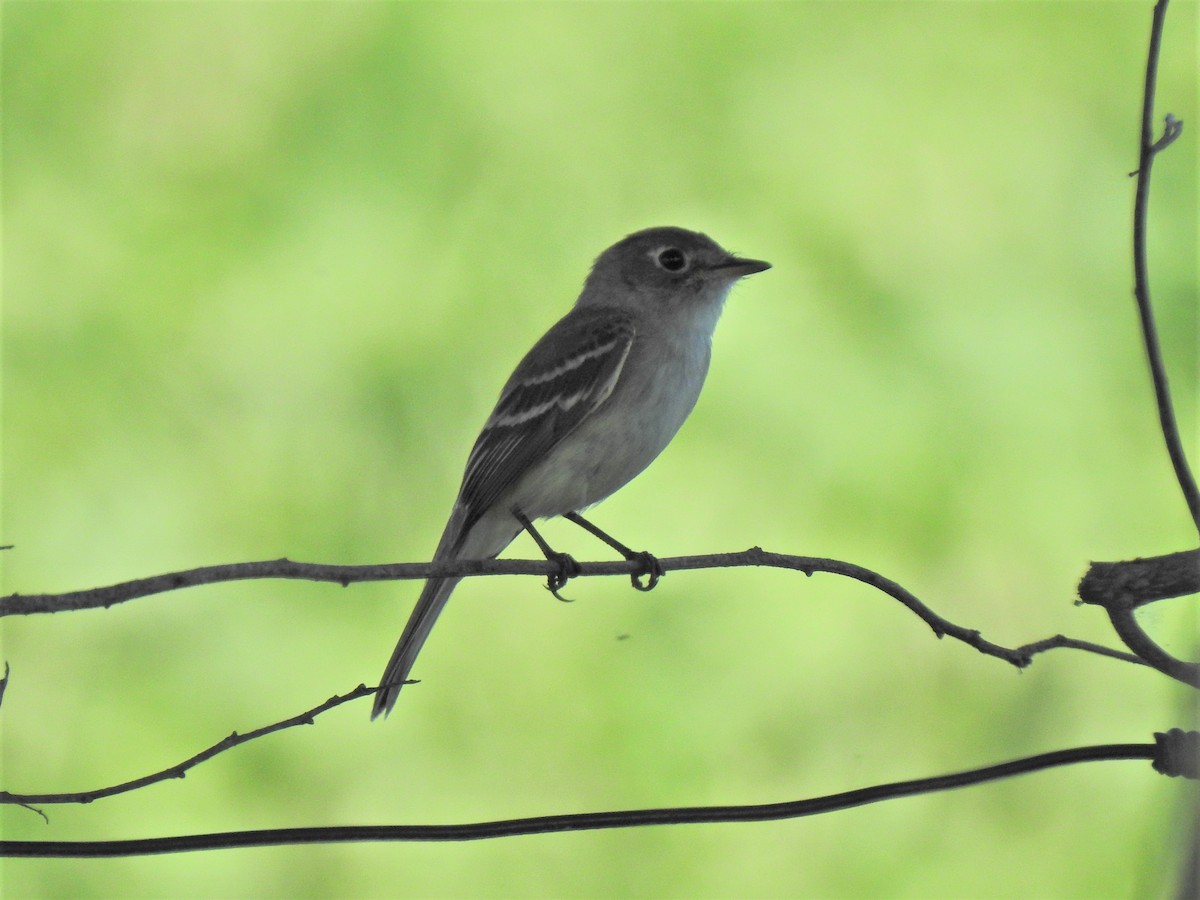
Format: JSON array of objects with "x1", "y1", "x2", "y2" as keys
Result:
[{"x1": 2, "y1": 2, "x2": 1197, "y2": 898}]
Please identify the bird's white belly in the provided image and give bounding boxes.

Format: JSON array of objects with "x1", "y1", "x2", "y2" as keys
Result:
[{"x1": 511, "y1": 336, "x2": 710, "y2": 518}]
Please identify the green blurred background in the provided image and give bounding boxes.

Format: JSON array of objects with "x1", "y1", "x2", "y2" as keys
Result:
[{"x1": 3, "y1": 2, "x2": 1197, "y2": 897}]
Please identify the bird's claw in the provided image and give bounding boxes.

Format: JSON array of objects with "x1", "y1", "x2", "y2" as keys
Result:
[
  {"x1": 546, "y1": 551, "x2": 581, "y2": 602},
  {"x1": 629, "y1": 551, "x2": 663, "y2": 592}
]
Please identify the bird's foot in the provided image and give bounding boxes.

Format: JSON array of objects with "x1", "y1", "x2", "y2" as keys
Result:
[
  {"x1": 546, "y1": 551, "x2": 582, "y2": 602},
  {"x1": 628, "y1": 551, "x2": 663, "y2": 592}
]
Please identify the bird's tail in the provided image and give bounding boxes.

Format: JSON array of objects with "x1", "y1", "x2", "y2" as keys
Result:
[
  {"x1": 370, "y1": 571, "x2": 461, "y2": 719},
  {"x1": 372, "y1": 505, "x2": 520, "y2": 720}
]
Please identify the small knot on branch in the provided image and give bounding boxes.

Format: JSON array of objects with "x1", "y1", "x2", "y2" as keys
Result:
[
  {"x1": 1152, "y1": 729, "x2": 1199, "y2": 779},
  {"x1": 1151, "y1": 113, "x2": 1184, "y2": 152}
]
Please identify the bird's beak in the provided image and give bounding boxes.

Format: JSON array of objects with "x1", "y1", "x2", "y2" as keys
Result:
[{"x1": 709, "y1": 255, "x2": 771, "y2": 278}]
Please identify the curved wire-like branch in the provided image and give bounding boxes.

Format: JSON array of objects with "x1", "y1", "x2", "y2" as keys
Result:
[
  {"x1": 0, "y1": 548, "x2": 1145, "y2": 672},
  {"x1": 1130, "y1": 0, "x2": 1197, "y2": 534},
  {"x1": 0, "y1": 685, "x2": 376, "y2": 808},
  {"x1": 0, "y1": 741, "x2": 1167, "y2": 857},
  {"x1": 1104, "y1": 603, "x2": 1199, "y2": 688}
]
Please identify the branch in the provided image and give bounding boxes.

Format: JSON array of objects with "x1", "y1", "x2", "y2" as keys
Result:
[
  {"x1": 1130, "y1": 0, "x2": 1198, "y2": 535},
  {"x1": 3, "y1": 738, "x2": 1181, "y2": 857},
  {"x1": 1064, "y1": 0, "x2": 1200, "y2": 691},
  {"x1": 0, "y1": 685, "x2": 376, "y2": 807},
  {"x1": 0, "y1": 548, "x2": 1144, "y2": 672},
  {"x1": 0, "y1": 549, "x2": 1152, "y2": 812},
  {"x1": 1078, "y1": 553, "x2": 1200, "y2": 688},
  {"x1": 1078, "y1": 549, "x2": 1200, "y2": 608}
]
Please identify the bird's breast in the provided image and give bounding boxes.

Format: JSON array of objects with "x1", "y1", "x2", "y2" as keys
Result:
[{"x1": 511, "y1": 329, "x2": 712, "y2": 517}]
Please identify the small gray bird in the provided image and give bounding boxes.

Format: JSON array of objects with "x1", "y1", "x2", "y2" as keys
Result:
[{"x1": 372, "y1": 226, "x2": 769, "y2": 719}]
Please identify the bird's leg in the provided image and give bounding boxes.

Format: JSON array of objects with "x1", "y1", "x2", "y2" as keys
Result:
[
  {"x1": 562, "y1": 511, "x2": 663, "y2": 592},
  {"x1": 512, "y1": 508, "x2": 580, "y2": 601}
]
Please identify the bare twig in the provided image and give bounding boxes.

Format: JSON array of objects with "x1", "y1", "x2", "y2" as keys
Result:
[
  {"x1": 0, "y1": 548, "x2": 1140, "y2": 673},
  {"x1": 1130, "y1": 0, "x2": 1197, "y2": 534},
  {"x1": 0, "y1": 741, "x2": 1165, "y2": 857},
  {"x1": 1080, "y1": 587, "x2": 1200, "y2": 688},
  {"x1": 1011, "y1": 635, "x2": 1146, "y2": 668},
  {"x1": 0, "y1": 685, "x2": 376, "y2": 807}
]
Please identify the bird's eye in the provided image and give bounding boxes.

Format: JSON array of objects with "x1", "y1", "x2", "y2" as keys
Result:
[{"x1": 655, "y1": 248, "x2": 688, "y2": 272}]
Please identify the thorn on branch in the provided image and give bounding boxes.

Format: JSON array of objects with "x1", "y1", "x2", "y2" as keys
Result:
[{"x1": 1150, "y1": 113, "x2": 1184, "y2": 152}]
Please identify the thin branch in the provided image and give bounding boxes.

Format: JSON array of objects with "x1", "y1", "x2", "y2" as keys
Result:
[
  {"x1": 0, "y1": 685, "x2": 376, "y2": 807},
  {"x1": 1082, "y1": 592, "x2": 1199, "y2": 688},
  {"x1": 1131, "y1": 0, "x2": 1198, "y2": 534},
  {"x1": 0, "y1": 742, "x2": 1161, "y2": 857},
  {"x1": 1011, "y1": 634, "x2": 1146, "y2": 668},
  {"x1": 0, "y1": 548, "x2": 1141, "y2": 673}
]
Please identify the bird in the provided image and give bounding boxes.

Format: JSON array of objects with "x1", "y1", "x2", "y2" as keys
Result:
[{"x1": 372, "y1": 226, "x2": 770, "y2": 719}]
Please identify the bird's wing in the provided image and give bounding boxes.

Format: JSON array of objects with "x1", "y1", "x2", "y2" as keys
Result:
[{"x1": 455, "y1": 307, "x2": 635, "y2": 534}]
